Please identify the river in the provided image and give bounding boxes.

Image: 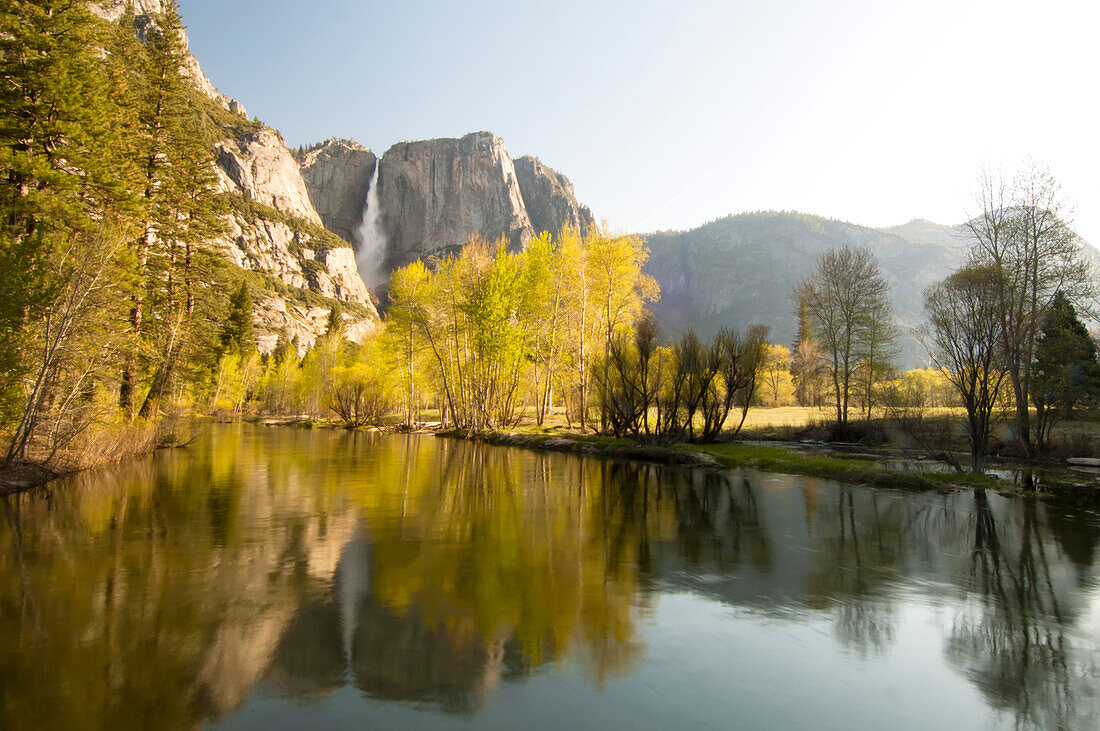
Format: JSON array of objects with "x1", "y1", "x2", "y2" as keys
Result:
[{"x1": 2, "y1": 424, "x2": 1099, "y2": 729}]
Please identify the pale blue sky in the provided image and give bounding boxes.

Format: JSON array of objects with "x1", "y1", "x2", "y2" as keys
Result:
[{"x1": 181, "y1": 0, "x2": 1100, "y2": 243}]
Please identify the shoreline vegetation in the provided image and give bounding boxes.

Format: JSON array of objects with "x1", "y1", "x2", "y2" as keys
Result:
[
  {"x1": 0, "y1": 419, "x2": 187, "y2": 494},
  {"x1": 433, "y1": 428, "x2": 1094, "y2": 497},
  {"x1": 8, "y1": 410, "x2": 1099, "y2": 500},
  {"x1": 5, "y1": 5, "x2": 1098, "y2": 505}
]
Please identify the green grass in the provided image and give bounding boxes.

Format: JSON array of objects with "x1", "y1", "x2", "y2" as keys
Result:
[
  {"x1": 684, "y1": 442, "x2": 998, "y2": 490},
  {"x1": 489, "y1": 433, "x2": 1000, "y2": 491},
  {"x1": 451, "y1": 428, "x2": 999, "y2": 491}
]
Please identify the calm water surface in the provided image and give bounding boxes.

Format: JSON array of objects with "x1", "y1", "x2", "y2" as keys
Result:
[{"x1": 3, "y1": 425, "x2": 1100, "y2": 729}]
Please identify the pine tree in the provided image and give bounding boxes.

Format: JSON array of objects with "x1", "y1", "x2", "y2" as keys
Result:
[
  {"x1": 1031, "y1": 292, "x2": 1100, "y2": 450},
  {"x1": 0, "y1": 1, "x2": 137, "y2": 460},
  {"x1": 125, "y1": 1, "x2": 227, "y2": 420},
  {"x1": 325, "y1": 302, "x2": 344, "y2": 338},
  {"x1": 790, "y1": 295, "x2": 823, "y2": 407},
  {"x1": 221, "y1": 281, "x2": 255, "y2": 353}
]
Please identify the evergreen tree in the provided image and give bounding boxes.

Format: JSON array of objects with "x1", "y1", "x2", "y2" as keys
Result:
[
  {"x1": 325, "y1": 302, "x2": 344, "y2": 337},
  {"x1": 126, "y1": 1, "x2": 227, "y2": 420},
  {"x1": 790, "y1": 296, "x2": 824, "y2": 407},
  {"x1": 0, "y1": 1, "x2": 136, "y2": 460},
  {"x1": 221, "y1": 281, "x2": 255, "y2": 353},
  {"x1": 1031, "y1": 292, "x2": 1100, "y2": 450}
]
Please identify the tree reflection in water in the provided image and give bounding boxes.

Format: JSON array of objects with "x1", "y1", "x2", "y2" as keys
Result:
[
  {"x1": 1, "y1": 426, "x2": 1098, "y2": 728},
  {"x1": 945, "y1": 489, "x2": 1098, "y2": 728}
]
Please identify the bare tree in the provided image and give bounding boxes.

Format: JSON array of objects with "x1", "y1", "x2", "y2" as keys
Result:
[
  {"x1": 4, "y1": 224, "x2": 126, "y2": 465},
  {"x1": 328, "y1": 376, "x2": 391, "y2": 427},
  {"x1": 856, "y1": 292, "x2": 900, "y2": 418},
  {"x1": 701, "y1": 324, "x2": 768, "y2": 440},
  {"x1": 967, "y1": 163, "x2": 1092, "y2": 457},
  {"x1": 791, "y1": 338, "x2": 826, "y2": 406},
  {"x1": 924, "y1": 264, "x2": 1007, "y2": 473},
  {"x1": 794, "y1": 246, "x2": 893, "y2": 425}
]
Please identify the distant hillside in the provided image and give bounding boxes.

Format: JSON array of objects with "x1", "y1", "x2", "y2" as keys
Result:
[
  {"x1": 883, "y1": 218, "x2": 969, "y2": 250},
  {"x1": 644, "y1": 212, "x2": 968, "y2": 367}
]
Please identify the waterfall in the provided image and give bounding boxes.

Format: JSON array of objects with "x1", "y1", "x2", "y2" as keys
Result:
[
  {"x1": 354, "y1": 162, "x2": 388, "y2": 288},
  {"x1": 337, "y1": 530, "x2": 370, "y2": 674}
]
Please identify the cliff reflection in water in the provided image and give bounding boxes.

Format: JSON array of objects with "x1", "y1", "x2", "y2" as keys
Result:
[{"x1": 2, "y1": 426, "x2": 1099, "y2": 729}]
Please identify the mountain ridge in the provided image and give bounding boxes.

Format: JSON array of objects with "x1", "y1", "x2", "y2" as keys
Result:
[
  {"x1": 643, "y1": 211, "x2": 968, "y2": 367},
  {"x1": 110, "y1": 2, "x2": 1094, "y2": 369}
]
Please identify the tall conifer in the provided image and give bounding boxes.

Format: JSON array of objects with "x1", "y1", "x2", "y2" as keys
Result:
[{"x1": 121, "y1": 1, "x2": 226, "y2": 419}]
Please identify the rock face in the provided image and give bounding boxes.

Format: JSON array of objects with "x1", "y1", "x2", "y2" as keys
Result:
[
  {"x1": 97, "y1": 0, "x2": 379, "y2": 352},
  {"x1": 298, "y1": 140, "x2": 378, "y2": 244},
  {"x1": 94, "y1": 1, "x2": 245, "y2": 116},
  {"x1": 102, "y1": 3, "x2": 603, "y2": 346},
  {"x1": 376, "y1": 132, "x2": 535, "y2": 269},
  {"x1": 513, "y1": 156, "x2": 595, "y2": 237},
  {"x1": 216, "y1": 130, "x2": 324, "y2": 226},
  {"x1": 218, "y1": 219, "x2": 371, "y2": 305},
  {"x1": 292, "y1": 133, "x2": 597, "y2": 280},
  {"x1": 211, "y1": 130, "x2": 380, "y2": 352}
]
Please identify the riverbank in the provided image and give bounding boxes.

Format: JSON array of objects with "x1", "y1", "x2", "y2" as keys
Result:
[
  {"x1": 0, "y1": 461, "x2": 59, "y2": 494},
  {"x1": 0, "y1": 419, "x2": 190, "y2": 495},
  {"x1": 433, "y1": 428, "x2": 1100, "y2": 499},
  {"x1": 11, "y1": 416, "x2": 1095, "y2": 499},
  {"x1": 446, "y1": 430, "x2": 722, "y2": 468},
  {"x1": 259, "y1": 417, "x2": 1078, "y2": 495}
]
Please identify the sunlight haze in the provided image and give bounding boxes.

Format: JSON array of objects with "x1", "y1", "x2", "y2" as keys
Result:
[{"x1": 182, "y1": 0, "x2": 1100, "y2": 242}]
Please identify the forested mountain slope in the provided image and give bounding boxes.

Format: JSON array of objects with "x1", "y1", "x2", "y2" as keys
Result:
[{"x1": 644, "y1": 212, "x2": 967, "y2": 366}]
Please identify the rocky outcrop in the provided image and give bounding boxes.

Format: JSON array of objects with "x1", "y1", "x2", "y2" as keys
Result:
[
  {"x1": 98, "y1": 1, "x2": 379, "y2": 353},
  {"x1": 376, "y1": 132, "x2": 535, "y2": 269},
  {"x1": 211, "y1": 132, "x2": 380, "y2": 351},
  {"x1": 219, "y1": 219, "x2": 371, "y2": 304},
  {"x1": 298, "y1": 140, "x2": 378, "y2": 244},
  {"x1": 253, "y1": 296, "x2": 375, "y2": 355},
  {"x1": 216, "y1": 130, "x2": 324, "y2": 226},
  {"x1": 513, "y1": 156, "x2": 595, "y2": 237},
  {"x1": 314, "y1": 247, "x2": 371, "y2": 302},
  {"x1": 94, "y1": 1, "x2": 246, "y2": 116},
  {"x1": 218, "y1": 214, "x2": 379, "y2": 353}
]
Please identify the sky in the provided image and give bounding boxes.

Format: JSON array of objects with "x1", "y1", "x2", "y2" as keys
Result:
[{"x1": 180, "y1": 0, "x2": 1100, "y2": 243}]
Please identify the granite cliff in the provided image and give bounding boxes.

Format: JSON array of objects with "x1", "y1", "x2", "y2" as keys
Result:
[
  {"x1": 297, "y1": 133, "x2": 597, "y2": 275},
  {"x1": 100, "y1": 1, "x2": 380, "y2": 353},
  {"x1": 210, "y1": 123, "x2": 380, "y2": 354},
  {"x1": 373, "y1": 132, "x2": 535, "y2": 270},
  {"x1": 298, "y1": 139, "x2": 378, "y2": 245},
  {"x1": 216, "y1": 129, "x2": 323, "y2": 226},
  {"x1": 513, "y1": 155, "x2": 595, "y2": 238}
]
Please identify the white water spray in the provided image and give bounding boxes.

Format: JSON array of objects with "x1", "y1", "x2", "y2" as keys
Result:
[{"x1": 354, "y1": 163, "x2": 388, "y2": 288}]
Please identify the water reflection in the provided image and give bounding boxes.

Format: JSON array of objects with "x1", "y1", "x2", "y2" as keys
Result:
[
  {"x1": 1, "y1": 426, "x2": 1099, "y2": 729},
  {"x1": 943, "y1": 490, "x2": 1099, "y2": 728}
]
